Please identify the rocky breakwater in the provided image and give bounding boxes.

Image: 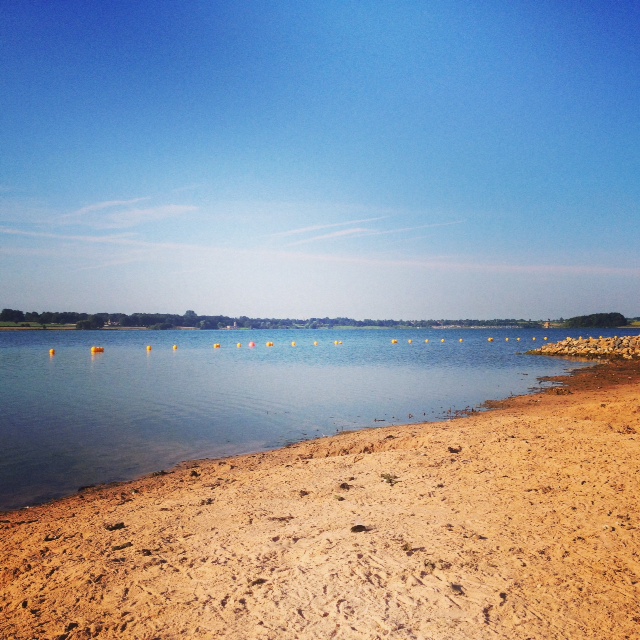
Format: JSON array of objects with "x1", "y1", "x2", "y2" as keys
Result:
[{"x1": 529, "y1": 335, "x2": 640, "y2": 359}]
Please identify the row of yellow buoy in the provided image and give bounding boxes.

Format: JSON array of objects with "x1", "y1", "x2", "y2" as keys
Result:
[
  {"x1": 206, "y1": 336, "x2": 549, "y2": 349},
  {"x1": 485, "y1": 337, "x2": 548, "y2": 343},
  {"x1": 49, "y1": 335, "x2": 557, "y2": 356},
  {"x1": 389, "y1": 337, "x2": 551, "y2": 344}
]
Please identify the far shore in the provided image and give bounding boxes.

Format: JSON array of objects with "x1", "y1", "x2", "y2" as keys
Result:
[
  {"x1": 1, "y1": 323, "x2": 638, "y2": 331},
  {"x1": 2, "y1": 358, "x2": 639, "y2": 638}
]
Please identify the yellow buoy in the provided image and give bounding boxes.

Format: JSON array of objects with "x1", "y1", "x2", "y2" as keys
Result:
[
  {"x1": 237, "y1": 343, "x2": 242, "y2": 348},
  {"x1": 516, "y1": 337, "x2": 521, "y2": 342},
  {"x1": 391, "y1": 339, "x2": 398, "y2": 344},
  {"x1": 49, "y1": 348, "x2": 55, "y2": 356},
  {"x1": 488, "y1": 337, "x2": 494, "y2": 342},
  {"x1": 543, "y1": 337, "x2": 548, "y2": 341},
  {"x1": 339, "y1": 341, "x2": 343, "y2": 345},
  {"x1": 505, "y1": 337, "x2": 510, "y2": 342},
  {"x1": 459, "y1": 338, "x2": 463, "y2": 343},
  {"x1": 213, "y1": 343, "x2": 221, "y2": 349},
  {"x1": 532, "y1": 337, "x2": 537, "y2": 341},
  {"x1": 291, "y1": 341, "x2": 297, "y2": 347},
  {"x1": 146, "y1": 345, "x2": 152, "y2": 351},
  {"x1": 173, "y1": 345, "x2": 178, "y2": 350},
  {"x1": 408, "y1": 339, "x2": 413, "y2": 344},
  {"x1": 313, "y1": 341, "x2": 319, "y2": 346},
  {"x1": 425, "y1": 339, "x2": 429, "y2": 343},
  {"x1": 441, "y1": 338, "x2": 445, "y2": 343},
  {"x1": 266, "y1": 342, "x2": 273, "y2": 347}
]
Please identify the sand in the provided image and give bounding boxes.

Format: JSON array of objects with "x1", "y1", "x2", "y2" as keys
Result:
[{"x1": 1, "y1": 360, "x2": 639, "y2": 639}]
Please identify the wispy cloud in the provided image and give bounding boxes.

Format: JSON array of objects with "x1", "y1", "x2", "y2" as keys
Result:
[
  {"x1": 0, "y1": 226, "x2": 157, "y2": 247},
  {"x1": 283, "y1": 219, "x2": 465, "y2": 247},
  {"x1": 94, "y1": 204, "x2": 198, "y2": 229},
  {"x1": 63, "y1": 197, "x2": 151, "y2": 219},
  {"x1": 283, "y1": 249, "x2": 640, "y2": 277},
  {"x1": 1, "y1": 225, "x2": 638, "y2": 277},
  {"x1": 271, "y1": 217, "x2": 387, "y2": 238},
  {"x1": 366, "y1": 220, "x2": 466, "y2": 236},
  {"x1": 286, "y1": 227, "x2": 373, "y2": 246},
  {"x1": 59, "y1": 198, "x2": 197, "y2": 229}
]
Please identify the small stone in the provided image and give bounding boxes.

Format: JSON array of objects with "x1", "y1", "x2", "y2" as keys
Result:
[{"x1": 350, "y1": 524, "x2": 370, "y2": 533}]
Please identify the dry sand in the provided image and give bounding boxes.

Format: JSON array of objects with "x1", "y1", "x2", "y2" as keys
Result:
[{"x1": 1, "y1": 360, "x2": 639, "y2": 639}]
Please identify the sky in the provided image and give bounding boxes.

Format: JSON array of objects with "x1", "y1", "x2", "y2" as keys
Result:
[{"x1": 1, "y1": 0, "x2": 639, "y2": 320}]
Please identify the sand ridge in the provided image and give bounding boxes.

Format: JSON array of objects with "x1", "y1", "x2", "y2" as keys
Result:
[{"x1": 1, "y1": 360, "x2": 639, "y2": 639}]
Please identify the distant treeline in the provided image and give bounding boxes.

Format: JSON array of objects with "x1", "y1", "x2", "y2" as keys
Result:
[
  {"x1": 1, "y1": 308, "x2": 545, "y2": 330},
  {"x1": 1, "y1": 308, "x2": 631, "y2": 330},
  {"x1": 561, "y1": 312, "x2": 627, "y2": 328}
]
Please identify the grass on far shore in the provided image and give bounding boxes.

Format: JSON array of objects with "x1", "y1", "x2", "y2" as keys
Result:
[{"x1": 0, "y1": 322, "x2": 76, "y2": 330}]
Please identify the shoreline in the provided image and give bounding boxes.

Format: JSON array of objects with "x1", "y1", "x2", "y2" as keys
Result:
[{"x1": 2, "y1": 359, "x2": 639, "y2": 638}]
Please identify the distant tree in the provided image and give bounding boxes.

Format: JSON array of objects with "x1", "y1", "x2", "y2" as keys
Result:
[
  {"x1": 182, "y1": 310, "x2": 198, "y2": 327},
  {"x1": 120, "y1": 314, "x2": 140, "y2": 327},
  {"x1": 1, "y1": 308, "x2": 25, "y2": 323},
  {"x1": 197, "y1": 315, "x2": 234, "y2": 330},
  {"x1": 563, "y1": 312, "x2": 626, "y2": 328},
  {"x1": 75, "y1": 315, "x2": 105, "y2": 330},
  {"x1": 149, "y1": 322, "x2": 175, "y2": 330}
]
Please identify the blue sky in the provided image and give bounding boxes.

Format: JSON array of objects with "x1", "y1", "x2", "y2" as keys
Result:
[{"x1": 1, "y1": 0, "x2": 638, "y2": 319}]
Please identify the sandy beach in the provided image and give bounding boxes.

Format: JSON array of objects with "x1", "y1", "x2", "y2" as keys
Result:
[{"x1": 1, "y1": 359, "x2": 639, "y2": 639}]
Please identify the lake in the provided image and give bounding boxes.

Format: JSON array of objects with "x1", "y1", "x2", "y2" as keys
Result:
[{"x1": 0, "y1": 327, "x2": 623, "y2": 511}]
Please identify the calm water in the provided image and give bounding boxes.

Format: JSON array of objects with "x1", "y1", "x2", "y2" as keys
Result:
[{"x1": 0, "y1": 327, "x2": 626, "y2": 511}]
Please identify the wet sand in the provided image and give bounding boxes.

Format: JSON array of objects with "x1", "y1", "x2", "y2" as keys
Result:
[{"x1": 1, "y1": 360, "x2": 639, "y2": 639}]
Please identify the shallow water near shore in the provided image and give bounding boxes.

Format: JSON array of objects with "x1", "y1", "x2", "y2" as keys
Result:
[{"x1": 0, "y1": 327, "x2": 627, "y2": 511}]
